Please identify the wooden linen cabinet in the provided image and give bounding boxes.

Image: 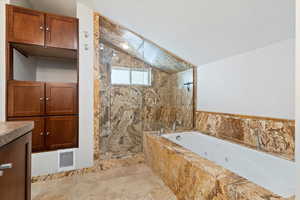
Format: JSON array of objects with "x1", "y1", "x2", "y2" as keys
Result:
[
  {"x1": 7, "y1": 5, "x2": 78, "y2": 50},
  {"x1": 6, "y1": 5, "x2": 45, "y2": 46},
  {"x1": 7, "y1": 81, "x2": 78, "y2": 152},
  {"x1": 45, "y1": 82, "x2": 78, "y2": 115},
  {"x1": 7, "y1": 81, "x2": 45, "y2": 117},
  {"x1": 6, "y1": 5, "x2": 79, "y2": 153}
]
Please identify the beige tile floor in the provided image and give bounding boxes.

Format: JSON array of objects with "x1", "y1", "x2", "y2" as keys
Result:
[{"x1": 32, "y1": 164, "x2": 177, "y2": 200}]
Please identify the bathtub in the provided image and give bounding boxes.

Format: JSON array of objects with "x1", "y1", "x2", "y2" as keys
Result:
[{"x1": 162, "y1": 132, "x2": 295, "y2": 198}]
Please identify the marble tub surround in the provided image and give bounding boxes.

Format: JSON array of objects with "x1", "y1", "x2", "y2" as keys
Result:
[
  {"x1": 0, "y1": 121, "x2": 34, "y2": 147},
  {"x1": 32, "y1": 164, "x2": 177, "y2": 200},
  {"x1": 99, "y1": 15, "x2": 194, "y2": 73},
  {"x1": 195, "y1": 111, "x2": 295, "y2": 160},
  {"x1": 144, "y1": 132, "x2": 293, "y2": 200}
]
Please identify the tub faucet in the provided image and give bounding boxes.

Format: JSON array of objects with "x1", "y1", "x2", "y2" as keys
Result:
[
  {"x1": 256, "y1": 130, "x2": 261, "y2": 150},
  {"x1": 157, "y1": 123, "x2": 164, "y2": 136},
  {"x1": 159, "y1": 127, "x2": 164, "y2": 136},
  {"x1": 172, "y1": 120, "x2": 182, "y2": 131},
  {"x1": 176, "y1": 135, "x2": 182, "y2": 141}
]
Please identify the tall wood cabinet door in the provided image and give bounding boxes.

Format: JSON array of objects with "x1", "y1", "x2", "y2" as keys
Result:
[
  {"x1": 8, "y1": 117, "x2": 45, "y2": 152},
  {"x1": 45, "y1": 83, "x2": 78, "y2": 115},
  {"x1": 8, "y1": 81, "x2": 45, "y2": 117},
  {"x1": 45, "y1": 14, "x2": 78, "y2": 50},
  {"x1": 0, "y1": 133, "x2": 32, "y2": 200},
  {"x1": 45, "y1": 116, "x2": 78, "y2": 150},
  {"x1": 7, "y1": 5, "x2": 45, "y2": 46}
]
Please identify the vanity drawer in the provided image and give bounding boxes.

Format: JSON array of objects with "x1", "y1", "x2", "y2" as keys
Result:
[{"x1": 0, "y1": 133, "x2": 32, "y2": 200}]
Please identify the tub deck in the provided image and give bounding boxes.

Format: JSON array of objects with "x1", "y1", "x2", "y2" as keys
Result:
[{"x1": 144, "y1": 131, "x2": 295, "y2": 200}]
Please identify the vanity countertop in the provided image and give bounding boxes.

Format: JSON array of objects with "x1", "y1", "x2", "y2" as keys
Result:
[{"x1": 0, "y1": 121, "x2": 34, "y2": 148}]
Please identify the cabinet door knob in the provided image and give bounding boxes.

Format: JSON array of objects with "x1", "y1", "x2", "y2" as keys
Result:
[
  {"x1": 46, "y1": 97, "x2": 50, "y2": 101},
  {"x1": 46, "y1": 132, "x2": 50, "y2": 136},
  {"x1": 0, "y1": 163, "x2": 13, "y2": 170},
  {"x1": 40, "y1": 97, "x2": 44, "y2": 101},
  {"x1": 46, "y1": 27, "x2": 50, "y2": 31},
  {"x1": 39, "y1": 26, "x2": 44, "y2": 30},
  {"x1": 40, "y1": 132, "x2": 44, "y2": 136}
]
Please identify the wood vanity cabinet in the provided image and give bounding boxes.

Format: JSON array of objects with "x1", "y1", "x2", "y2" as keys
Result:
[
  {"x1": 7, "y1": 5, "x2": 78, "y2": 50},
  {"x1": 0, "y1": 133, "x2": 31, "y2": 200},
  {"x1": 7, "y1": 81, "x2": 45, "y2": 117},
  {"x1": 8, "y1": 116, "x2": 78, "y2": 152},
  {"x1": 8, "y1": 117, "x2": 45, "y2": 152}
]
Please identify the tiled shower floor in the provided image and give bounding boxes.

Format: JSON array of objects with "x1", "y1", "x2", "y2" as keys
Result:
[{"x1": 31, "y1": 164, "x2": 176, "y2": 200}]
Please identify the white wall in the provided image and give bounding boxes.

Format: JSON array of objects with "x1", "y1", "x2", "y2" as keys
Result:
[
  {"x1": 295, "y1": 1, "x2": 300, "y2": 199},
  {"x1": 32, "y1": 2, "x2": 94, "y2": 176},
  {"x1": 197, "y1": 39, "x2": 295, "y2": 119},
  {"x1": 35, "y1": 58, "x2": 77, "y2": 83},
  {"x1": 9, "y1": 0, "x2": 32, "y2": 8},
  {"x1": 13, "y1": 50, "x2": 37, "y2": 81},
  {"x1": 28, "y1": 0, "x2": 76, "y2": 17},
  {"x1": 13, "y1": 53, "x2": 77, "y2": 83},
  {"x1": 0, "y1": 0, "x2": 8, "y2": 121},
  {"x1": 74, "y1": 1, "x2": 94, "y2": 171}
]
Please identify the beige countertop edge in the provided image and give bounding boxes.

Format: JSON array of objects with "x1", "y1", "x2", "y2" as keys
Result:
[{"x1": 0, "y1": 121, "x2": 34, "y2": 148}]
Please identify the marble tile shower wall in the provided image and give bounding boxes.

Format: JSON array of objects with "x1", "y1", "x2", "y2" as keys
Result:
[
  {"x1": 169, "y1": 69, "x2": 194, "y2": 129},
  {"x1": 98, "y1": 45, "x2": 194, "y2": 159},
  {"x1": 195, "y1": 111, "x2": 295, "y2": 160}
]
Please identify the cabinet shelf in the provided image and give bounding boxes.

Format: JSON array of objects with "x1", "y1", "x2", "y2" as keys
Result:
[{"x1": 12, "y1": 43, "x2": 77, "y2": 60}]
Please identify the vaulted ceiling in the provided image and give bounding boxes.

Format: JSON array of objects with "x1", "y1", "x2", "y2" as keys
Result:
[
  {"x1": 80, "y1": 0, "x2": 295, "y2": 66},
  {"x1": 100, "y1": 16, "x2": 194, "y2": 73},
  {"x1": 29, "y1": 0, "x2": 295, "y2": 67}
]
